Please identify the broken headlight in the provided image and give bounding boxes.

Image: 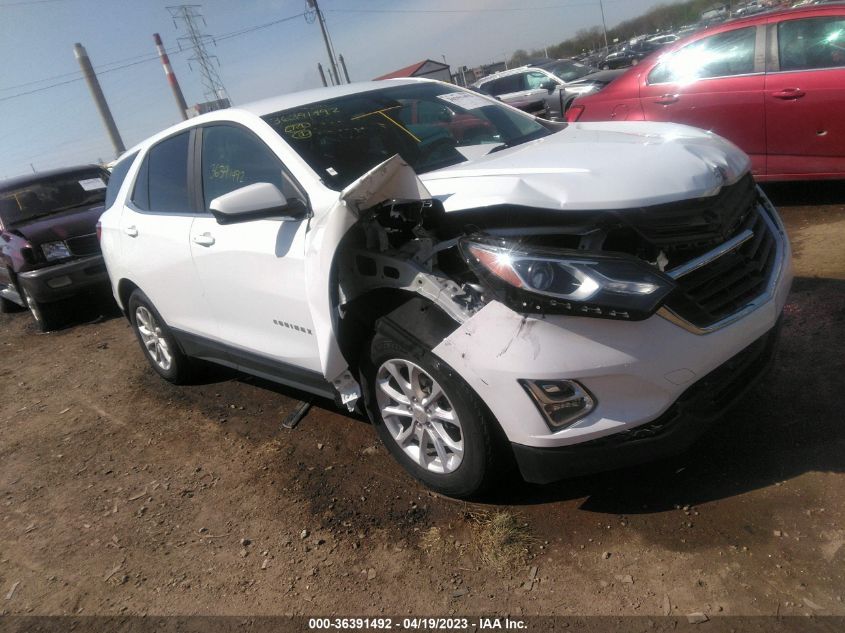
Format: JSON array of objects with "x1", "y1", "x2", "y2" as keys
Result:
[{"x1": 460, "y1": 236, "x2": 675, "y2": 320}]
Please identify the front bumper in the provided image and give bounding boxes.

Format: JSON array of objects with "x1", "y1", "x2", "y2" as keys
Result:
[
  {"x1": 17, "y1": 255, "x2": 109, "y2": 303},
  {"x1": 512, "y1": 321, "x2": 781, "y2": 483},
  {"x1": 431, "y1": 202, "x2": 792, "y2": 480}
]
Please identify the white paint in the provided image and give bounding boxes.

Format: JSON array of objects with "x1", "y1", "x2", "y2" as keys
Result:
[
  {"x1": 420, "y1": 121, "x2": 750, "y2": 212},
  {"x1": 433, "y1": 245, "x2": 791, "y2": 449}
]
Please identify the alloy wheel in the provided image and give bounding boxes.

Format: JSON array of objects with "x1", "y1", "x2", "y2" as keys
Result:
[
  {"x1": 375, "y1": 358, "x2": 464, "y2": 474},
  {"x1": 135, "y1": 305, "x2": 173, "y2": 372}
]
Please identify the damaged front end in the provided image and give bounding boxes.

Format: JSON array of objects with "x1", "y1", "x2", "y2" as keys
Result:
[{"x1": 309, "y1": 154, "x2": 781, "y2": 415}]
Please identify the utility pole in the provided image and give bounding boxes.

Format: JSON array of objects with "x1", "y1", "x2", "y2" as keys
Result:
[
  {"x1": 167, "y1": 4, "x2": 230, "y2": 103},
  {"x1": 154, "y1": 33, "x2": 189, "y2": 120},
  {"x1": 307, "y1": 0, "x2": 342, "y2": 85},
  {"x1": 73, "y1": 43, "x2": 125, "y2": 157},
  {"x1": 598, "y1": 0, "x2": 609, "y2": 50},
  {"x1": 338, "y1": 54, "x2": 351, "y2": 84}
]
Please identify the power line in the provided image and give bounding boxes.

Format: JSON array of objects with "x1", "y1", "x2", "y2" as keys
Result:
[
  {"x1": 0, "y1": 0, "x2": 74, "y2": 6},
  {"x1": 0, "y1": 50, "x2": 172, "y2": 94},
  {"x1": 212, "y1": 12, "x2": 305, "y2": 43},
  {"x1": 0, "y1": 54, "x2": 178, "y2": 103},
  {"x1": 328, "y1": 2, "x2": 613, "y2": 14},
  {"x1": 0, "y1": 11, "x2": 305, "y2": 103}
]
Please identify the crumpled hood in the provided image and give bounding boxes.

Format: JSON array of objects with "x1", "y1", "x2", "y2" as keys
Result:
[
  {"x1": 419, "y1": 121, "x2": 751, "y2": 212},
  {"x1": 13, "y1": 204, "x2": 104, "y2": 245}
]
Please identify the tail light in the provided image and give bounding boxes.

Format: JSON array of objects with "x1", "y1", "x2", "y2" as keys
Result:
[
  {"x1": 565, "y1": 105, "x2": 585, "y2": 122},
  {"x1": 96, "y1": 220, "x2": 102, "y2": 241}
]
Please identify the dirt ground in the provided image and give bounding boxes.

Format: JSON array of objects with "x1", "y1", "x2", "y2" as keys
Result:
[{"x1": 1, "y1": 182, "x2": 844, "y2": 619}]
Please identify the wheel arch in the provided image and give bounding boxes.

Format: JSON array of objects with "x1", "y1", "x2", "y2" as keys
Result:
[
  {"x1": 335, "y1": 290, "x2": 444, "y2": 378},
  {"x1": 116, "y1": 278, "x2": 141, "y2": 319}
]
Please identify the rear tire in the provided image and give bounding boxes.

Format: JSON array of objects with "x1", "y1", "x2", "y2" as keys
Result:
[
  {"x1": 360, "y1": 331, "x2": 503, "y2": 498},
  {"x1": 128, "y1": 289, "x2": 193, "y2": 384}
]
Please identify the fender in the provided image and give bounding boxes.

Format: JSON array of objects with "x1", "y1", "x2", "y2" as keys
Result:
[{"x1": 303, "y1": 155, "x2": 431, "y2": 407}]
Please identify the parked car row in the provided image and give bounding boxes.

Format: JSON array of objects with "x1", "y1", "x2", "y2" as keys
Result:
[
  {"x1": 567, "y1": 3, "x2": 845, "y2": 181},
  {"x1": 598, "y1": 33, "x2": 681, "y2": 70},
  {"x1": 4, "y1": 75, "x2": 793, "y2": 498}
]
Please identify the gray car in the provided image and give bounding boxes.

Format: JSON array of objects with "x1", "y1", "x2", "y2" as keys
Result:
[{"x1": 472, "y1": 60, "x2": 595, "y2": 120}]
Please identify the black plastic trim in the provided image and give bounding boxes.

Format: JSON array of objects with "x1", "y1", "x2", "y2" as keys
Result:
[
  {"x1": 375, "y1": 296, "x2": 461, "y2": 356},
  {"x1": 17, "y1": 255, "x2": 109, "y2": 303},
  {"x1": 171, "y1": 328, "x2": 336, "y2": 400}
]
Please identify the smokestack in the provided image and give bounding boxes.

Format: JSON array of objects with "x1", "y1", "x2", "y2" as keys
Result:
[
  {"x1": 317, "y1": 63, "x2": 328, "y2": 87},
  {"x1": 154, "y1": 33, "x2": 189, "y2": 121},
  {"x1": 73, "y1": 43, "x2": 125, "y2": 157}
]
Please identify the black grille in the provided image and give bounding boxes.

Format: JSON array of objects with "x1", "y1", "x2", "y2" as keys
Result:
[
  {"x1": 611, "y1": 174, "x2": 779, "y2": 329},
  {"x1": 622, "y1": 174, "x2": 758, "y2": 261},
  {"x1": 665, "y1": 207, "x2": 778, "y2": 328},
  {"x1": 65, "y1": 233, "x2": 100, "y2": 257}
]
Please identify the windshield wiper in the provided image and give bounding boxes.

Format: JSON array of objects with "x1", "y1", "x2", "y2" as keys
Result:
[{"x1": 488, "y1": 130, "x2": 548, "y2": 154}]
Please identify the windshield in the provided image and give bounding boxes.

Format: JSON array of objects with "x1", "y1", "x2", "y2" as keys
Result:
[
  {"x1": 0, "y1": 170, "x2": 107, "y2": 226},
  {"x1": 542, "y1": 60, "x2": 594, "y2": 82},
  {"x1": 262, "y1": 82, "x2": 552, "y2": 190}
]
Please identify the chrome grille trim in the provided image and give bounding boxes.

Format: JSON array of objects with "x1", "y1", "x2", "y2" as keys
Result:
[
  {"x1": 667, "y1": 228, "x2": 755, "y2": 280},
  {"x1": 658, "y1": 208, "x2": 786, "y2": 335}
]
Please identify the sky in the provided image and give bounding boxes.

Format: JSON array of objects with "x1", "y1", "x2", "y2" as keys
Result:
[{"x1": 0, "y1": 0, "x2": 685, "y2": 179}]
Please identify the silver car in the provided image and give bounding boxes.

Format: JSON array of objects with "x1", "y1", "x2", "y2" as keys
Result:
[{"x1": 472, "y1": 60, "x2": 595, "y2": 120}]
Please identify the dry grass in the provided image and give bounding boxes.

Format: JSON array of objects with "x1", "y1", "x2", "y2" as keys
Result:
[
  {"x1": 469, "y1": 510, "x2": 534, "y2": 571},
  {"x1": 419, "y1": 526, "x2": 446, "y2": 552}
]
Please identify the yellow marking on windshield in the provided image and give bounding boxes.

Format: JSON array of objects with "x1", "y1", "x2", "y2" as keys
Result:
[{"x1": 351, "y1": 106, "x2": 420, "y2": 143}]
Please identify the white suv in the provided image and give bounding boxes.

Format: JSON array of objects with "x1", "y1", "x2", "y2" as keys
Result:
[{"x1": 99, "y1": 79, "x2": 792, "y2": 497}]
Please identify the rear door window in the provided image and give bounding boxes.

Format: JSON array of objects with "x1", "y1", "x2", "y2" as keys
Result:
[
  {"x1": 649, "y1": 26, "x2": 757, "y2": 83},
  {"x1": 132, "y1": 132, "x2": 192, "y2": 213},
  {"x1": 489, "y1": 73, "x2": 524, "y2": 95},
  {"x1": 105, "y1": 152, "x2": 138, "y2": 208},
  {"x1": 778, "y1": 16, "x2": 845, "y2": 71}
]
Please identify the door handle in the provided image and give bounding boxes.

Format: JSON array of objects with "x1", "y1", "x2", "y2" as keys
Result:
[
  {"x1": 772, "y1": 88, "x2": 805, "y2": 100},
  {"x1": 124, "y1": 225, "x2": 138, "y2": 238},
  {"x1": 654, "y1": 94, "x2": 679, "y2": 105},
  {"x1": 192, "y1": 232, "x2": 215, "y2": 247}
]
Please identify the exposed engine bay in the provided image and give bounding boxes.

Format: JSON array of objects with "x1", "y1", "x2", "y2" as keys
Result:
[{"x1": 333, "y1": 169, "x2": 767, "y2": 330}]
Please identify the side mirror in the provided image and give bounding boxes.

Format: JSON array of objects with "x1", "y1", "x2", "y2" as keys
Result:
[
  {"x1": 209, "y1": 182, "x2": 310, "y2": 225},
  {"x1": 542, "y1": 80, "x2": 558, "y2": 93}
]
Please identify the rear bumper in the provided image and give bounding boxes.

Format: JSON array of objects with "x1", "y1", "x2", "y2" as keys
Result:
[
  {"x1": 17, "y1": 255, "x2": 109, "y2": 303},
  {"x1": 511, "y1": 320, "x2": 782, "y2": 484}
]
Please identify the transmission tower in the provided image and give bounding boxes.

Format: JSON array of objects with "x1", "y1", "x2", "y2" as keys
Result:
[{"x1": 167, "y1": 4, "x2": 230, "y2": 103}]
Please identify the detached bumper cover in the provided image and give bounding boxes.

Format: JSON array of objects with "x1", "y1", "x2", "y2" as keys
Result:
[
  {"x1": 512, "y1": 320, "x2": 782, "y2": 484},
  {"x1": 17, "y1": 255, "x2": 109, "y2": 303}
]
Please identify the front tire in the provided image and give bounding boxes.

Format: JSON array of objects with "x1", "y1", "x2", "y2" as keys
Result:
[
  {"x1": 360, "y1": 331, "x2": 502, "y2": 497},
  {"x1": 22, "y1": 288, "x2": 60, "y2": 332},
  {"x1": 128, "y1": 289, "x2": 193, "y2": 384}
]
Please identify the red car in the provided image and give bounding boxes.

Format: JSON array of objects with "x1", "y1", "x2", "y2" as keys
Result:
[{"x1": 567, "y1": 4, "x2": 845, "y2": 181}]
